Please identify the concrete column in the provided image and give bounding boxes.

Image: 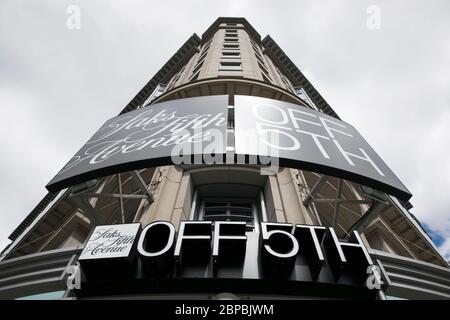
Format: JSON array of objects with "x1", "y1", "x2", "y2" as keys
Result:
[
  {"x1": 171, "y1": 171, "x2": 193, "y2": 229},
  {"x1": 140, "y1": 166, "x2": 183, "y2": 226},
  {"x1": 264, "y1": 175, "x2": 286, "y2": 223},
  {"x1": 276, "y1": 168, "x2": 307, "y2": 225}
]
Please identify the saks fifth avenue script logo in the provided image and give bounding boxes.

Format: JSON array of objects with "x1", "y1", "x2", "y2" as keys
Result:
[
  {"x1": 56, "y1": 107, "x2": 227, "y2": 176},
  {"x1": 79, "y1": 224, "x2": 140, "y2": 259}
]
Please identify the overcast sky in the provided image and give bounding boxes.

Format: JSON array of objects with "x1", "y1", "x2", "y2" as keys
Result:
[{"x1": 0, "y1": 0, "x2": 449, "y2": 260}]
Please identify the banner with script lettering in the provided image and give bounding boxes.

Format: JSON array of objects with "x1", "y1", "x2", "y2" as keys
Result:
[{"x1": 46, "y1": 95, "x2": 228, "y2": 192}]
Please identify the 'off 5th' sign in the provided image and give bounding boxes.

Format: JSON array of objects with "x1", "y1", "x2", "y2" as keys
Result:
[
  {"x1": 234, "y1": 96, "x2": 410, "y2": 200},
  {"x1": 73, "y1": 221, "x2": 383, "y2": 295}
]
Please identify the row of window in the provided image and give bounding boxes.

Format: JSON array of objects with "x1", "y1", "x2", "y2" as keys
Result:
[
  {"x1": 141, "y1": 28, "x2": 321, "y2": 114},
  {"x1": 141, "y1": 83, "x2": 167, "y2": 107},
  {"x1": 189, "y1": 38, "x2": 213, "y2": 82},
  {"x1": 276, "y1": 66, "x2": 295, "y2": 92},
  {"x1": 273, "y1": 64, "x2": 321, "y2": 111},
  {"x1": 250, "y1": 38, "x2": 272, "y2": 83},
  {"x1": 220, "y1": 29, "x2": 242, "y2": 71},
  {"x1": 167, "y1": 65, "x2": 186, "y2": 90}
]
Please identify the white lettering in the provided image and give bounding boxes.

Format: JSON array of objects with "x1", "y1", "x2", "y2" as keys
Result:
[
  {"x1": 319, "y1": 117, "x2": 353, "y2": 139},
  {"x1": 333, "y1": 139, "x2": 385, "y2": 176}
]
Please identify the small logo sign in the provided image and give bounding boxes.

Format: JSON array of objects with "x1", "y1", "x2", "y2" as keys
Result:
[{"x1": 79, "y1": 223, "x2": 141, "y2": 260}]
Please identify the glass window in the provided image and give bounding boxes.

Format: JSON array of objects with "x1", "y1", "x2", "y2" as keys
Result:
[
  {"x1": 220, "y1": 61, "x2": 242, "y2": 71},
  {"x1": 189, "y1": 70, "x2": 200, "y2": 81},
  {"x1": 225, "y1": 33, "x2": 238, "y2": 38},
  {"x1": 200, "y1": 199, "x2": 255, "y2": 224},
  {"x1": 255, "y1": 52, "x2": 264, "y2": 64},
  {"x1": 224, "y1": 37, "x2": 239, "y2": 43},
  {"x1": 142, "y1": 83, "x2": 167, "y2": 107},
  {"x1": 193, "y1": 184, "x2": 264, "y2": 231},
  {"x1": 223, "y1": 43, "x2": 239, "y2": 49},
  {"x1": 224, "y1": 43, "x2": 239, "y2": 47},
  {"x1": 222, "y1": 51, "x2": 240, "y2": 59},
  {"x1": 191, "y1": 60, "x2": 204, "y2": 76},
  {"x1": 262, "y1": 73, "x2": 272, "y2": 83},
  {"x1": 294, "y1": 86, "x2": 320, "y2": 111},
  {"x1": 258, "y1": 61, "x2": 269, "y2": 74}
]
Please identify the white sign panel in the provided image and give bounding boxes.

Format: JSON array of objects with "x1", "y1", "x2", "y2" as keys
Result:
[{"x1": 79, "y1": 223, "x2": 141, "y2": 260}]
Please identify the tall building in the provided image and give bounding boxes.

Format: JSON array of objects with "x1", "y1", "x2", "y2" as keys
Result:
[{"x1": 1, "y1": 17, "x2": 449, "y2": 300}]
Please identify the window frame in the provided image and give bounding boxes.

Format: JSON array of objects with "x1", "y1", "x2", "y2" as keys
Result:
[
  {"x1": 190, "y1": 186, "x2": 267, "y2": 233},
  {"x1": 222, "y1": 51, "x2": 241, "y2": 59},
  {"x1": 197, "y1": 197, "x2": 260, "y2": 232},
  {"x1": 219, "y1": 61, "x2": 242, "y2": 71}
]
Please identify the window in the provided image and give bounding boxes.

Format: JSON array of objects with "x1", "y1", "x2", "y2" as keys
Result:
[
  {"x1": 202, "y1": 38, "x2": 213, "y2": 48},
  {"x1": 225, "y1": 33, "x2": 238, "y2": 38},
  {"x1": 220, "y1": 61, "x2": 242, "y2": 71},
  {"x1": 223, "y1": 43, "x2": 239, "y2": 49},
  {"x1": 141, "y1": 83, "x2": 167, "y2": 107},
  {"x1": 200, "y1": 45, "x2": 210, "y2": 56},
  {"x1": 250, "y1": 40, "x2": 260, "y2": 51},
  {"x1": 255, "y1": 51, "x2": 264, "y2": 64},
  {"x1": 257, "y1": 61, "x2": 272, "y2": 82},
  {"x1": 222, "y1": 51, "x2": 240, "y2": 59},
  {"x1": 258, "y1": 61, "x2": 269, "y2": 74},
  {"x1": 294, "y1": 86, "x2": 320, "y2": 111},
  {"x1": 167, "y1": 75, "x2": 180, "y2": 90},
  {"x1": 197, "y1": 51, "x2": 208, "y2": 63},
  {"x1": 200, "y1": 199, "x2": 254, "y2": 223},
  {"x1": 191, "y1": 60, "x2": 204, "y2": 76},
  {"x1": 189, "y1": 70, "x2": 200, "y2": 81},
  {"x1": 192, "y1": 184, "x2": 265, "y2": 231},
  {"x1": 262, "y1": 73, "x2": 272, "y2": 83},
  {"x1": 224, "y1": 37, "x2": 238, "y2": 42},
  {"x1": 253, "y1": 47, "x2": 264, "y2": 62}
]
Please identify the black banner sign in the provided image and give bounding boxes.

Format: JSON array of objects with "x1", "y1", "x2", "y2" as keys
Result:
[
  {"x1": 47, "y1": 95, "x2": 411, "y2": 201},
  {"x1": 46, "y1": 95, "x2": 229, "y2": 192},
  {"x1": 234, "y1": 95, "x2": 411, "y2": 200}
]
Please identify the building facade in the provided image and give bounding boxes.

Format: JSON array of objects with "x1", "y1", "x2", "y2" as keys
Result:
[{"x1": 1, "y1": 17, "x2": 449, "y2": 300}]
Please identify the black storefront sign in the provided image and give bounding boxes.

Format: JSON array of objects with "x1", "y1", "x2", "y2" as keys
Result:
[
  {"x1": 76, "y1": 221, "x2": 377, "y2": 299},
  {"x1": 46, "y1": 95, "x2": 229, "y2": 192},
  {"x1": 47, "y1": 95, "x2": 411, "y2": 201},
  {"x1": 234, "y1": 95, "x2": 411, "y2": 200}
]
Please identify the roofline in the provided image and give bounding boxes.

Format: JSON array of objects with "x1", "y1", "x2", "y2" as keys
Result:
[{"x1": 389, "y1": 196, "x2": 449, "y2": 267}]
